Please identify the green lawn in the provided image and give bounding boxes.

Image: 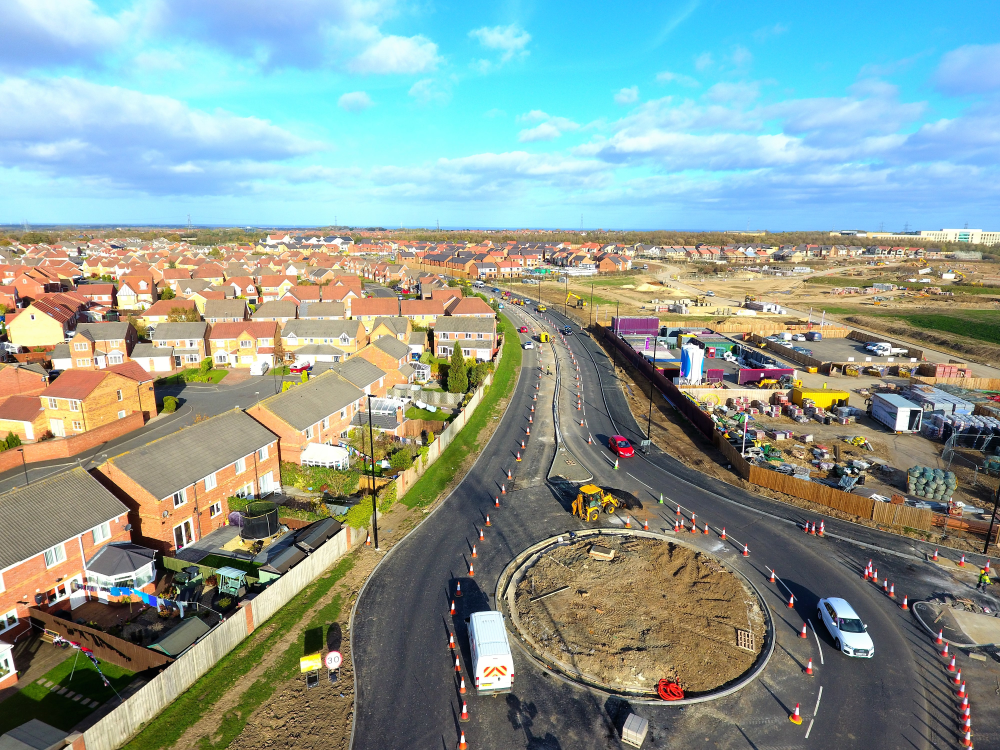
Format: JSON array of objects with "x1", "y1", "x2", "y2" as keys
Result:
[
  {"x1": 122, "y1": 557, "x2": 353, "y2": 750},
  {"x1": 402, "y1": 314, "x2": 522, "y2": 508},
  {"x1": 822, "y1": 308, "x2": 1000, "y2": 346},
  {"x1": 406, "y1": 405, "x2": 451, "y2": 421},
  {"x1": 155, "y1": 368, "x2": 228, "y2": 386},
  {"x1": 0, "y1": 653, "x2": 135, "y2": 735}
]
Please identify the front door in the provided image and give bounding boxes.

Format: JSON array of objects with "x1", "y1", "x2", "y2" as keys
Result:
[
  {"x1": 173, "y1": 519, "x2": 194, "y2": 550},
  {"x1": 69, "y1": 576, "x2": 86, "y2": 610}
]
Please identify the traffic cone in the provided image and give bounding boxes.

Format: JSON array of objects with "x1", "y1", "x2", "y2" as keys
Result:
[
  {"x1": 455, "y1": 656, "x2": 461, "y2": 672},
  {"x1": 455, "y1": 582, "x2": 463, "y2": 598},
  {"x1": 459, "y1": 731, "x2": 468, "y2": 750},
  {"x1": 449, "y1": 632, "x2": 455, "y2": 649},
  {"x1": 495, "y1": 496, "x2": 500, "y2": 507},
  {"x1": 703, "y1": 523, "x2": 710, "y2": 535},
  {"x1": 588, "y1": 434, "x2": 592, "y2": 444},
  {"x1": 365, "y1": 533, "x2": 371, "y2": 547},
  {"x1": 935, "y1": 629, "x2": 943, "y2": 645},
  {"x1": 986, "y1": 559, "x2": 991, "y2": 573},
  {"x1": 769, "y1": 568, "x2": 776, "y2": 583},
  {"x1": 720, "y1": 527, "x2": 726, "y2": 540},
  {"x1": 691, "y1": 519, "x2": 698, "y2": 534},
  {"x1": 526, "y1": 427, "x2": 530, "y2": 435},
  {"x1": 674, "y1": 518, "x2": 681, "y2": 532},
  {"x1": 516, "y1": 451, "x2": 522, "y2": 462},
  {"x1": 810, "y1": 522, "x2": 816, "y2": 536},
  {"x1": 873, "y1": 569, "x2": 878, "y2": 583},
  {"x1": 691, "y1": 513, "x2": 697, "y2": 527},
  {"x1": 659, "y1": 493, "x2": 664, "y2": 504},
  {"x1": 863, "y1": 566, "x2": 869, "y2": 581},
  {"x1": 676, "y1": 505, "x2": 681, "y2": 516},
  {"x1": 521, "y1": 440, "x2": 526, "y2": 449},
  {"x1": 576, "y1": 401, "x2": 581, "y2": 410},
  {"x1": 507, "y1": 469, "x2": 512, "y2": 479},
  {"x1": 459, "y1": 676, "x2": 467, "y2": 694},
  {"x1": 469, "y1": 562, "x2": 475, "y2": 577},
  {"x1": 799, "y1": 623, "x2": 808, "y2": 638},
  {"x1": 818, "y1": 521, "x2": 825, "y2": 536},
  {"x1": 788, "y1": 594, "x2": 795, "y2": 609},
  {"x1": 460, "y1": 700, "x2": 470, "y2": 722},
  {"x1": 901, "y1": 595, "x2": 909, "y2": 610},
  {"x1": 960, "y1": 696, "x2": 969, "y2": 714},
  {"x1": 803, "y1": 522, "x2": 810, "y2": 534},
  {"x1": 805, "y1": 658, "x2": 813, "y2": 675},
  {"x1": 451, "y1": 600, "x2": 456, "y2": 615},
  {"x1": 614, "y1": 458, "x2": 619, "y2": 470},
  {"x1": 954, "y1": 669, "x2": 962, "y2": 686},
  {"x1": 932, "y1": 548, "x2": 939, "y2": 561},
  {"x1": 501, "y1": 484, "x2": 506, "y2": 495},
  {"x1": 581, "y1": 419, "x2": 585, "y2": 427},
  {"x1": 643, "y1": 519, "x2": 649, "y2": 531},
  {"x1": 529, "y1": 415, "x2": 533, "y2": 423},
  {"x1": 960, "y1": 730, "x2": 972, "y2": 748},
  {"x1": 883, "y1": 579, "x2": 888, "y2": 594},
  {"x1": 961, "y1": 716, "x2": 971, "y2": 735},
  {"x1": 743, "y1": 544, "x2": 749, "y2": 557},
  {"x1": 959, "y1": 554, "x2": 966, "y2": 567},
  {"x1": 948, "y1": 655, "x2": 957, "y2": 672},
  {"x1": 472, "y1": 545, "x2": 477, "y2": 559},
  {"x1": 789, "y1": 703, "x2": 803, "y2": 725},
  {"x1": 624, "y1": 515, "x2": 631, "y2": 528},
  {"x1": 889, "y1": 583, "x2": 895, "y2": 598},
  {"x1": 958, "y1": 681, "x2": 967, "y2": 698},
  {"x1": 485, "y1": 514, "x2": 491, "y2": 526},
  {"x1": 942, "y1": 642, "x2": 950, "y2": 658},
  {"x1": 479, "y1": 528, "x2": 484, "y2": 541}
]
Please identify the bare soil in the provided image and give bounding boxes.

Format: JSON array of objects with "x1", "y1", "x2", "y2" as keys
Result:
[{"x1": 513, "y1": 537, "x2": 765, "y2": 694}]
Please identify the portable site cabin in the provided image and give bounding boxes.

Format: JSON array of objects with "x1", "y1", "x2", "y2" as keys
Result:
[{"x1": 871, "y1": 393, "x2": 923, "y2": 433}]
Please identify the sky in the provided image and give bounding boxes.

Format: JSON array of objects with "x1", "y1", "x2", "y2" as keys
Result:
[{"x1": 1, "y1": 1, "x2": 1000, "y2": 230}]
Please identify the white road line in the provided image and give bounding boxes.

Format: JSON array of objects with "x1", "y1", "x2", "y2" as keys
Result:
[
  {"x1": 813, "y1": 685, "x2": 823, "y2": 716},
  {"x1": 626, "y1": 472, "x2": 654, "y2": 491},
  {"x1": 808, "y1": 619, "x2": 824, "y2": 665},
  {"x1": 804, "y1": 718, "x2": 814, "y2": 739}
]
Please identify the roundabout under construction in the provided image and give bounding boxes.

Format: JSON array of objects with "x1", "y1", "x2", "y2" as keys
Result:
[{"x1": 497, "y1": 529, "x2": 774, "y2": 702}]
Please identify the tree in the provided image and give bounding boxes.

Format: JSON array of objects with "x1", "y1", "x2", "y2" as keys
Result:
[
  {"x1": 4, "y1": 432, "x2": 20, "y2": 450},
  {"x1": 167, "y1": 306, "x2": 201, "y2": 322},
  {"x1": 209, "y1": 247, "x2": 223, "y2": 259},
  {"x1": 126, "y1": 315, "x2": 148, "y2": 340},
  {"x1": 469, "y1": 361, "x2": 492, "y2": 389},
  {"x1": 447, "y1": 346, "x2": 468, "y2": 393},
  {"x1": 160, "y1": 286, "x2": 176, "y2": 300}
]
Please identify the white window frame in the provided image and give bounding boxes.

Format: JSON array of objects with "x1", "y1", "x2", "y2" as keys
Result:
[
  {"x1": 209, "y1": 502, "x2": 222, "y2": 518},
  {"x1": 74, "y1": 342, "x2": 88, "y2": 351},
  {"x1": 43, "y1": 543, "x2": 67, "y2": 568},
  {"x1": 322, "y1": 417, "x2": 329, "y2": 430},
  {"x1": 117, "y1": 410, "x2": 127, "y2": 419},
  {"x1": 69, "y1": 400, "x2": 81, "y2": 412},
  {"x1": 92, "y1": 521, "x2": 111, "y2": 544},
  {"x1": 258, "y1": 444, "x2": 269, "y2": 461},
  {"x1": 172, "y1": 489, "x2": 186, "y2": 508},
  {"x1": 116, "y1": 389, "x2": 123, "y2": 401},
  {"x1": 235, "y1": 456, "x2": 246, "y2": 474},
  {"x1": 72, "y1": 421, "x2": 83, "y2": 432},
  {"x1": 204, "y1": 472, "x2": 217, "y2": 491},
  {"x1": 47, "y1": 397, "x2": 57, "y2": 409},
  {"x1": 0, "y1": 609, "x2": 18, "y2": 634}
]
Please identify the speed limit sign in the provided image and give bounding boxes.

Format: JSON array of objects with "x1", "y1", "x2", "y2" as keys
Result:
[{"x1": 325, "y1": 651, "x2": 342, "y2": 670}]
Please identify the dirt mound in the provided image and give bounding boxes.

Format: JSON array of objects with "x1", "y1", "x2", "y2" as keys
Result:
[{"x1": 513, "y1": 537, "x2": 765, "y2": 694}]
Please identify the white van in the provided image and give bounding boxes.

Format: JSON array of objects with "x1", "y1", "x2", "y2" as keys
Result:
[
  {"x1": 468, "y1": 611, "x2": 514, "y2": 695},
  {"x1": 473, "y1": 281, "x2": 485, "y2": 288},
  {"x1": 250, "y1": 360, "x2": 270, "y2": 376}
]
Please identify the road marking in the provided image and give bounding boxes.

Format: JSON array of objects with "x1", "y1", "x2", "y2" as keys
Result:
[
  {"x1": 808, "y1": 619, "x2": 823, "y2": 665},
  {"x1": 813, "y1": 685, "x2": 822, "y2": 716},
  {"x1": 805, "y1": 718, "x2": 814, "y2": 738},
  {"x1": 626, "y1": 472, "x2": 654, "y2": 491}
]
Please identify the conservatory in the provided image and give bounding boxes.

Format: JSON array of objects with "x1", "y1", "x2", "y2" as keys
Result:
[{"x1": 84, "y1": 542, "x2": 158, "y2": 603}]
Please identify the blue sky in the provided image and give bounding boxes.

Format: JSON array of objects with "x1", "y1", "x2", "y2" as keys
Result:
[{"x1": 1, "y1": 0, "x2": 1000, "y2": 230}]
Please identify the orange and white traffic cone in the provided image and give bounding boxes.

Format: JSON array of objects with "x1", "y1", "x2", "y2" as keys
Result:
[
  {"x1": 743, "y1": 544, "x2": 750, "y2": 557},
  {"x1": 787, "y1": 594, "x2": 795, "y2": 609},
  {"x1": 469, "y1": 562, "x2": 475, "y2": 577},
  {"x1": 703, "y1": 523, "x2": 710, "y2": 535},
  {"x1": 810, "y1": 522, "x2": 816, "y2": 536},
  {"x1": 803, "y1": 522, "x2": 810, "y2": 534},
  {"x1": 485, "y1": 514, "x2": 491, "y2": 527},
  {"x1": 941, "y1": 642, "x2": 950, "y2": 658},
  {"x1": 818, "y1": 520, "x2": 825, "y2": 536},
  {"x1": 769, "y1": 568, "x2": 776, "y2": 583},
  {"x1": 459, "y1": 676, "x2": 467, "y2": 694},
  {"x1": 863, "y1": 566, "x2": 870, "y2": 581},
  {"x1": 960, "y1": 730, "x2": 972, "y2": 748},
  {"x1": 365, "y1": 533, "x2": 371, "y2": 547},
  {"x1": 789, "y1": 703, "x2": 803, "y2": 725},
  {"x1": 720, "y1": 527, "x2": 726, "y2": 540},
  {"x1": 624, "y1": 515, "x2": 632, "y2": 528},
  {"x1": 455, "y1": 582, "x2": 463, "y2": 598},
  {"x1": 449, "y1": 632, "x2": 455, "y2": 649},
  {"x1": 901, "y1": 595, "x2": 909, "y2": 610},
  {"x1": 960, "y1": 696, "x2": 969, "y2": 714},
  {"x1": 479, "y1": 528, "x2": 485, "y2": 541},
  {"x1": 507, "y1": 469, "x2": 512, "y2": 479},
  {"x1": 932, "y1": 548, "x2": 939, "y2": 561},
  {"x1": 883, "y1": 579, "x2": 888, "y2": 595},
  {"x1": 581, "y1": 419, "x2": 585, "y2": 427},
  {"x1": 459, "y1": 730, "x2": 468, "y2": 750},
  {"x1": 954, "y1": 669, "x2": 962, "y2": 686},
  {"x1": 872, "y1": 569, "x2": 878, "y2": 583},
  {"x1": 948, "y1": 655, "x2": 957, "y2": 672},
  {"x1": 799, "y1": 622, "x2": 808, "y2": 637},
  {"x1": 958, "y1": 681, "x2": 967, "y2": 698},
  {"x1": 526, "y1": 427, "x2": 530, "y2": 435},
  {"x1": 451, "y1": 599, "x2": 456, "y2": 615},
  {"x1": 643, "y1": 519, "x2": 649, "y2": 531},
  {"x1": 676, "y1": 505, "x2": 682, "y2": 516},
  {"x1": 587, "y1": 434, "x2": 592, "y2": 444},
  {"x1": 674, "y1": 518, "x2": 681, "y2": 532},
  {"x1": 805, "y1": 658, "x2": 813, "y2": 675},
  {"x1": 455, "y1": 656, "x2": 461, "y2": 672},
  {"x1": 472, "y1": 545, "x2": 477, "y2": 558},
  {"x1": 521, "y1": 440, "x2": 526, "y2": 449},
  {"x1": 959, "y1": 554, "x2": 966, "y2": 567},
  {"x1": 460, "y1": 700, "x2": 470, "y2": 722},
  {"x1": 889, "y1": 583, "x2": 895, "y2": 598},
  {"x1": 501, "y1": 484, "x2": 506, "y2": 495},
  {"x1": 961, "y1": 716, "x2": 972, "y2": 736},
  {"x1": 495, "y1": 496, "x2": 500, "y2": 507}
]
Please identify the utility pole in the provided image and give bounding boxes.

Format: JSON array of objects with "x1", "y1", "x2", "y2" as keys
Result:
[
  {"x1": 646, "y1": 335, "x2": 658, "y2": 439},
  {"x1": 985, "y1": 479, "x2": 999, "y2": 555},
  {"x1": 366, "y1": 394, "x2": 380, "y2": 550},
  {"x1": 589, "y1": 283, "x2": 594, "y2": 327}
]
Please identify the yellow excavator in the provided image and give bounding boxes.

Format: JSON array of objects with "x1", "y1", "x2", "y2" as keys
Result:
[
  {"x1": 566, "y1": 292, "x2": 588, "y2": 308},
  {"x1": 571, "y1": 485, "x2": 642, "y2": 522}
]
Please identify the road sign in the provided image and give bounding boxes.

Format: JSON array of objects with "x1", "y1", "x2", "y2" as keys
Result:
[
  {"x1": 300, "y1": 653, "x2": 322, "y2": 673},
  {"x1": 325, "y1": 650, "x2": 343, "y2": 670}
]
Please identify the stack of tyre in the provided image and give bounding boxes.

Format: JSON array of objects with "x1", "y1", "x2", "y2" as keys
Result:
[{"x1": 907, "y1": 466, "x2": 956, "y2": 502}]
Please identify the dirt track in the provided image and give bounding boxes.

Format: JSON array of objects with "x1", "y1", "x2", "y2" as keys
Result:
[{"x1": 513, "y1": 537, "x2": 765, "y2": 694}]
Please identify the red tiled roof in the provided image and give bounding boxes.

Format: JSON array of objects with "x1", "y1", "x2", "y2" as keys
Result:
[
  {"x1": 107, "y1": 361, "x2": 154, "y2": 382},
  {"x1": 447, "y1": 297, "x2": 494, "y2": 316},
  {"x1": 0, "y1": 394, "x2": 43, "y2": 422},
  {"x1": 143, "y1": 299, "x2": 197, "y2": 317},
  {"x1": 400, "y1": 299, "x2": 445, "y2": 315},
  {"x1": 208, "y1": 321, "x2": 278, "y2": 340},
  {"x1": 44, "y1": 369, "x2": 107, "y2": 399},
  {"x1": 352, "y1": 298, "x2": 399, "y2": 317}
]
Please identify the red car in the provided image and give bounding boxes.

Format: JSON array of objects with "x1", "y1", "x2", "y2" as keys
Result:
[
  {"x1": 289, "y1": 362, "x2": 311, "y2": 374},
  {"x1": 519, "y1": 325, "x2": 529, "y2": 333},
  {"x1": 609, "y1": 435, "x2": 634, "y2": 458}
]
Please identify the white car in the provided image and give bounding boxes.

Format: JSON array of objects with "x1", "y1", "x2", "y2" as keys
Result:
[
  {"x1": 523, "y1": 341, "x2": 534, "y2": 349},
  {"x1": 817, "y1": 597, "x2": 874, "y2": 658},
  {"x1": 792, "y1": 334, "x2": 806, "y2": 341}
]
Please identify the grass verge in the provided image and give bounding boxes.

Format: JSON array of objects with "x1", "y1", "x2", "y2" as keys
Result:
[
  {"x1": 154, "y1": 368, "x2": 228, "y2": 386},
  {"x1": 401, "y1": 314, "x2": 522, "y2": 509},
  {"x1": 0, "y1": 655, "x2": 134, "y2": 735},
  {"x1": 122, "y1": 557, "x2": 354, "y2": 750}
]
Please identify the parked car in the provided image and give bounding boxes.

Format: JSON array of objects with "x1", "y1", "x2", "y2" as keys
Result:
[
  {"x1": 523, "y1": 341, "x2": 534, "y2": 349},
  {"x1": 792, "y1": 347, "x2": 813, "y2": 356},
  {"x1": 519, "y1": 326, "x2": 529, "y2": 333},
  {"x1": 817, "y1": 597, "x2": 874, "y2": 658},
  {"x1": 608, "y1": 435, "x2": 634, "y2": 458},
  {"x1": 250, "y1": 360, "x2": 270, "y2": 376}
]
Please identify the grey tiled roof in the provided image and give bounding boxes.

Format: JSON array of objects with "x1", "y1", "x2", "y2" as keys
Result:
[
  {"x1": 330, "y1": 357, "x2": 386, "y2": 389},
  {"x1": 373, "y1": 336, "x2": 411, "y2": 360},
  {"x1": 152, "y1": 322, "x2": 208, "y2": 341},
  {"x1": 372, "y1": 316, "x2": 409, "y2": 335},
  {"x1": 85, "y1": 541, "x2": 157, "y2": 577},
  {"x1": 77, "y1": 322, "x2": 131, "y2": 340},
  {"x1": 409, "y1": 332, "x2": 426, "y2": 345},
  {"x1": 351, "y1": 411, "x2": 400, "y2": 430},
  {"x1": 0, "y1": 467, "x2": 129, "y2": 570},
  {"x1": 299, "y1": 301, "x2": 346, "y2": 319},
  {"x1": 204, "y1": 299, "x2": 248, "y2": 319},
  {"x1": 433, "y1": 317, "x2": 496, "y2": 333},
  {"x1": 131, "y1": 343, "x2": 171, "y2": 358},
  {"x1": 252, "y1": 300, "x2": 297, "y2": 319},
  {"x1": 259, "y1": 371, "x2": 363, "y2": 431},
  {"x1": 282, "y1": 319, "x2": 360, "y2": 339},
  {"x1": 108, "y1": 410, "x2": 276, "y2": 501},
  {"x1": 295, "y1": 344, "x2": 345, "y2": 356}
]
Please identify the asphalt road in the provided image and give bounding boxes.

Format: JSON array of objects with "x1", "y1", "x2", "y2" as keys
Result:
[{"x1": 350, "y1": 301, "x2": 996, "y2": 749}]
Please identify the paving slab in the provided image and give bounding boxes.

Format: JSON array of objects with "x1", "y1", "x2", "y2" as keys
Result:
[{"x1": 950, "y1": 607, "x2": 1000, "y2": 646}]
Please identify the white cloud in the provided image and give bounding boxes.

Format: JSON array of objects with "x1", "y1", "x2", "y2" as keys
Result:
[
  {"x1": 730, "y1": 45, "x2": 753, "y2": 68},
  {"x1": 338, "y1": 91, "x2": 374, "y2": 112},
  {"x1": 656, "y1": 71, "x2": 700, "y2": 87},
  {"x1": 519, "y1": 123, "x2": 564, "y2": 142},
  {"x1": 694, "y1": 52, "x2": 714, "y2": 71},
  {"x1": 752, "y1": 22, "x2": 788, "y2": 42},
  {"x1": 469, "y1": 24, "x2": 531, "y2": 63},
  {"x1": 0, "y1": 77, "x2": 319, "y2": 194},
  {"x1": 408, "y1": 78, "x2": 450, "y2": 106},
  {"x1": 349, "y1": 35, "x2": 440, "y2": 74},
  {"x1": 0, "y1": 0, "x2": 134, "y2": 70},
  {"x1": 615, "y1": 86, "x2": 640, "y2": 105},
  {"x1": 934, "y1": 44, "x2": 1000, "y2": 96},
  {"x1": 516, "y1": 111, "x2": 580, "y2": 142},
  {"x1": 704, "y1": 81, "x2": 760, "y2": 106}
]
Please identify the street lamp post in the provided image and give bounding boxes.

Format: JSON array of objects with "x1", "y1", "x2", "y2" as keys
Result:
[
  {"x1": 985, "y1": 478, "x2": 1000, "y2": 554},
  {"x1": 589, "y1": 283, "x2": 594, "y2": 328},
  {"x1": 646, "y1": 335, "x2": 658, "y2": 439},
  {"x1": 16, "y1": 448, "x2": 27, "y2": 486},
  {"x1": 366, "y1": 394, "x2": 380, "y2": 550}
]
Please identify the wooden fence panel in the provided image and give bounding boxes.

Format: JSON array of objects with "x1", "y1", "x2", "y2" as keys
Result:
[
  {"x1": 713, "y1": 434, "x2": 751, "y2": 479},
  {"x1": 871, "y1": 502, "x2": 933, "y2": 530},
  {"x1": 747, "y1": 467, "x2": 875, "y2": 518}
]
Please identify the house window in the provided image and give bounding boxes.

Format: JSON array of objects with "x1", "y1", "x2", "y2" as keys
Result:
[
  {"x1": 47, "y1": 397, "x2": 57, "y2": 409},
  {"x1": 235, "y1": 482, "x2": 254, "y2": 499},
  {"x1": 322, "y1": 417, "x2": 329, "y2": 429},
  {"x1": 0, "y1": 610, "x2": 19, "y2": 634},
  {"x1": 74, "y1": 342, "x2": 88, "y2": 351},
  {"x1": 75, "y1": 359, "x2": 90, "y2": 368},
  {"x1": 259, "y1": 471, "x2": 274, "y2": 494},
  {"x1": 116, "y1": 389, "x2": 123, "y2": 401},
  {"x1": 235, "y1": 456, "x2": 246, "y2": 474},
  {"x1": 69, "y1": 400, "x2": 81, "y2": 412},
  {"x1": 187, "y1": 340, "x2": 196, "y2": 348},
  {"x1": 108, "y1": 353, "x2": 123, "y2": 365},
  {"x1": 204, "y1": 472, "x2": 217, "y2": 490},
  {"x1": 258, "y1": 444, "x2": 269, "y2": 461},
  {"x1": 172, "y1": 489, "x2": 186, "y2": 507},
  {"x1": 92, "y1": 521, "x2": 111, "y2": 544},
  {"x1": 210, "y1": 502, "x2": 222, "y2": 518},
  {"x1": 305, "y1": 425, "x2": 314, "y2": 439},
  {"x1": 117, "y1": 410, "x2": 126, "y2": 419},
  {"x1": 43, "y1": 543, "x2": 67, "y2": 568},
  {"x1": 72, "y1": 421, "x2": 83, "y2": 432},
  {"x1": 240, "y1": 339, "x2": 252, "y2": 348}
]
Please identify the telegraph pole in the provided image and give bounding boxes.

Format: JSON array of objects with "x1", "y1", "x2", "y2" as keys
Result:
[{"x1": 366, "y1": 394, "x2": 379, "y2": 550}]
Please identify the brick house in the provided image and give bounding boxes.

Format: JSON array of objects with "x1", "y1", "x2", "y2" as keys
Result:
[
  {"x1": 204, "y1": 298, "x2": 249, "y2": 324},
  {"x1": 434, "y1": 317, "x2": 498, "y2": 361},
  {"x1": 400, "y1": 299, "x2": 445, "y2": 328},
  {"x1": 95, "y1": 410, "x2": 280, "y2": 553},
  {"x1": 323, "y1": 358, "x2": 389, "y2": 397},
  {"x1": 369, "y1": 316, "x2": 411, "y2": 343},
  {"x1": 57, "y1": 322, "x2": 137, "y2": 370},
  {"x1": 139, "y1": 299, "x2": 199, "y2": 327},
  {"x1": 0, "y1": 467, "x2": 130, "y2": 671},
  {"x1": 0, "y1": 364, "x2": 49, "y2": 399},
  {"x1": 40, "y1": 365, "x2": 156, "y2": 437},
  {"x1": 117, "y1": 275, "x2": 157, "y2": 310},
  {"x1": 355, "y1": 337, "x2": 415, "y2": 387},
  {"x1": 251, "y1": 300, "x2": 297, "y2": 325},
  {"x1": 6, "y1": 296, "x2": 83, "y2": 348},
  {"x1": 246, "y1": 371, "x2": 364, "y2": 464},
  {"x1": 257, "y1": 275, "x2": 296, "y2": 302},
  {"x1": 280, "y1": 320, "x2": 367, "y2": 359},
  {"x1": 208, "y1": 321, "x2": 279, "y2": 369},
  {"x1": 151, "y1": 321, "x2": 210, "y2": 369},
  {"x1": 76, "y1": 283, "x2": 116, "y2": 308},
  {"x1": 0, "y1": 395, "x2": 46, "y2": 441},
  {"x1": 298, "y1": 301, "x2": 346, "y2": 320},
  {"x1": 351, "y1": 298, "x2": 400, "y2": 332},
  {"x1": 445, "y1": 297, "x2": 495, "y2": 317}
]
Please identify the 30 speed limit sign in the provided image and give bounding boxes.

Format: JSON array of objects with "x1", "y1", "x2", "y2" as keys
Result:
[{"x1": 325, "y1": 651, "x2": 342, "y2": 670}]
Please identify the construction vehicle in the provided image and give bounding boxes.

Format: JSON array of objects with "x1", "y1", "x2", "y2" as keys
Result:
[
  {"x1": 745, "y1": 294, "x2": 758, "y2": 304},
  {"x1": 571, "y1": 484, "x2": 642, "y2": 522},
  {"x1": 538, "y1": 331, "x2": 550, "y2": 343},
  {"x1": 536, "y1": 304, "x2": 547, "y2": 313},
  {"x1": 566, "y1": 292, "x2": 588, "y2": 308}
]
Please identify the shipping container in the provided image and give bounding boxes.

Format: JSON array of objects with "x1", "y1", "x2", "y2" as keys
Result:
[
  {"x1": 611, "y1": 316, "x2": 660, "y2": 336},
  {"x1": 791, "y1": 387, "x2": 850, "y2": 410},
  {"x1": 871, "y1": 393, "x2": 923, "y2": 433}
]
